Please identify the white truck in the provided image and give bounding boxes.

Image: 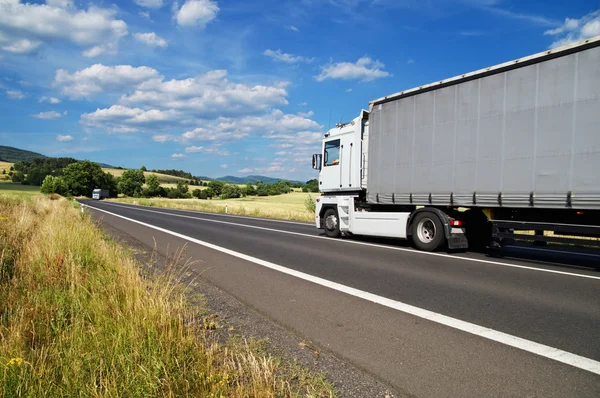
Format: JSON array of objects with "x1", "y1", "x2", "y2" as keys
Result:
[
  {"x1": 92, "y1": 189, "x2": 110, "y2": 200},
  {"x1": 313, "y1": 36, "x2": 600, "y2": 251}
]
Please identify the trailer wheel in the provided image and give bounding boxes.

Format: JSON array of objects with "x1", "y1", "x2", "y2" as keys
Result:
[
  {"x1": 323, "y1": 208, "x2": 341, "y2": 238},
  {"x1": 412, "y1": 212, "x2": 445, "y2": 251}
]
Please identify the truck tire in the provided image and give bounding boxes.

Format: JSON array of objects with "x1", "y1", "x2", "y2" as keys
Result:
[
  {"x1": 411, "y1": 212, "x2": 445, "y2": 251},
  {"x1": 323, "y1": 208, "x2": 341, "y2": 238}
]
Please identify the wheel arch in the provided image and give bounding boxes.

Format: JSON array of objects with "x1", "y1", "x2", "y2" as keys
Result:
[{"x1": 406, "y1": 207, "x2": 452, "y2": 240}]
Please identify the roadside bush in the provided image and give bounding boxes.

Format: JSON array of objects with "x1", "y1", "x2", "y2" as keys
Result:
[
  {"x1": 304, "y1": 195, "x2": 316, "y2": 213},
  {"x1": 220, "y1": 184, "x2": 241, "y2": 199}
]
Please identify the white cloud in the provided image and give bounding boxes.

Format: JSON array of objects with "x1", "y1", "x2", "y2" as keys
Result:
[
  {"x1": 345, "y1": 88, "x2": 352, "y2": 92},
  {"x1": 134, "y1": 0, "x2": 164, "y2": 8},
  {"x1": 264, "y1": 49, "x2": 314, "y2": 64},
  {"x1": 285, "y1": 25, "x2": 299, "y2": 32},
  {"x1": 0, "y1": 0, "x2": 128, "y2": 57},
  {"x1": 134, "y1": 32, "x2": 168, "y2": 48},
  {"x1": 54, "y1": 64, "x2": 160, "y2": 98},
  {"x1": 175, "y1": 0, "x2": 219, "y2": 28},
  {"x1": 297, "y1": 110, "x2": 314, "y2": 117},
  {"x1": 56, "y1": 134, "x2": 73, "y2": 142},
  {"x1": 139, "y1": 11, "x2": 152, "y2": 21},
  {"x1": 1, "y1": 38, "x2": 42, "y2": 54},
  {"x1": 407, "y1": 58, "x2": 415, "y2": 64},
  {"x1": 184, "y1": 145, "x2": 229, "y2": 156},
  {"x1": 81, "y1": 105, "x2": 181, "y2": 132},
  {"x1": 238, "y1": 168, "x2": 253, "y2": 173},
  {"x1": 152, "y1": 134, "x2": 177, "y2": 143},
  {"x1": 220, "y1": 164, "x2": 228, "y2": 169},
  {"x1": 171, "y1": 153, "x2": 186, "y2": 159},
  {"x1": 316, "y1": 57, "x2": 390, "y2": 82},
  {"x1": 6, "y1": 89, "x2": 25, "y2": 99},
  {"x1": 544, "y1": 10, "x2": 600, "y2": 48},
  {"x1": 119, "y1": 69, "x2": 289, "y2": 117},
  {"x1": 39, "y1": 96, "x2": 61, "y2": 104},
  {"x1": 31, "y1": 111, "x2": 62, "y2": 119}
]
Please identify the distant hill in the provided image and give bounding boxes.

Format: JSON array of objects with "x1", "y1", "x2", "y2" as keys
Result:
[
  {"x1": 217, "y1": 175, "x2": 301, "y2": 184},
  {"x1": 0, "y1": 146, "x2": 47, "y2": 163}
]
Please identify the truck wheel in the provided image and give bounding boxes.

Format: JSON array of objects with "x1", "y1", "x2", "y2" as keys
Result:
[
  {"x1": 412, "y1": 212, "x2": 445, "y2": 251},
  {"x1": 323, "y1": 208, "x2": 341, "y2": 238}
]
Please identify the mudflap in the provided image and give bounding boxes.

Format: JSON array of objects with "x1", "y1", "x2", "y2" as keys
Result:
[{"x1": 447, "y1": 232, "x2": 469, "y2": 250}]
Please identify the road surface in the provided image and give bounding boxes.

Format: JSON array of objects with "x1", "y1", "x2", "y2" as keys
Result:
[{"x1": 82, "y1": 200, "x2": 600, "y2": 397}]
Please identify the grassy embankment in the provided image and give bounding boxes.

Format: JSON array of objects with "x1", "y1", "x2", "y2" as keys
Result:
[
  {"x1": 112, "y1": 191, "x2": 318, "y2": 222},
  {"x1": 0, "y1": 196, "x2": 334, "y2": 397}
]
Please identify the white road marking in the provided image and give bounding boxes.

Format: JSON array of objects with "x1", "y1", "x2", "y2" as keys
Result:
[
  {"x1": 84, "y1": 203, "x2": 600, "y2": 376},
  {"x1": 91, "y1": 201, "x2": 600, "y2": 281}
]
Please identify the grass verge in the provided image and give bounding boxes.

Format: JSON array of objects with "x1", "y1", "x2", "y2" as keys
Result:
[
  {"x1": 0, "y1": 196, "x2": 334, "y2": 397},
  {"x1": 0, "y1": 182, "x2": 42, "y2": 200},
  {"x1": 111, "y1": 192, "x2": 318, "y2": 222}
]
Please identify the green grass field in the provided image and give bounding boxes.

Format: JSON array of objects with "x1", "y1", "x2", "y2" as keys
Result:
[
  {"x1": 0, "y1": 181, "x2": 41, "y2": 200},
  {"x1": 102, "y1": 168, "x2": 196, "y2": 184},
  {"x1": 113, "y1": 191, "x2": 319, "y2": 222}
]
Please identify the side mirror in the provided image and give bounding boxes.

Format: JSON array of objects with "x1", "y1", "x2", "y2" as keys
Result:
[{"x1": 312, "y1": 154, "x2": 322, "y2": 171}]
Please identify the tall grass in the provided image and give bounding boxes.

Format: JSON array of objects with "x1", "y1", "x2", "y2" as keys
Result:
[{"x1": 0, "y1": 197, "x2": 334, "y2": 397}]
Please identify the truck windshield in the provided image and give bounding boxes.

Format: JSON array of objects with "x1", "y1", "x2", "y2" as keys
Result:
[{"x1": 324, "y1": 139, "x2": 340, "y2": 167}]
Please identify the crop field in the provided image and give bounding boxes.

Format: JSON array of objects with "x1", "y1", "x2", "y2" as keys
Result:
[
  {"x1": 112, "y1": 191, "x2": 318, "y2": 222},
  {"x1": 0, "y1": 161, "x2": 13, "y2": 173}
]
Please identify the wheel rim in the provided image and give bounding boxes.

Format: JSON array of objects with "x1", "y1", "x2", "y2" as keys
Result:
[
  {"x1": 325, "y1": 214, "x2": 338, "y2": 231},
  {"x1": 417, "y1": 218, "x2": 436, "y2": 243}
]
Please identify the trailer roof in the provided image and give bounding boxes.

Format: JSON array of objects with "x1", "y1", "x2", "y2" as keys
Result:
[{"x1": 370, "y1": 35, "x2": 600, "y2": 108}]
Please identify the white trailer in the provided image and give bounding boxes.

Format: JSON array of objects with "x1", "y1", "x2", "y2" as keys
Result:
[
  {"x1": 312, "y1": 36, "x2": 600, "y2": 251},
  {"x1": 92, "y1": 189, "x2": 110, "y2": 200}
]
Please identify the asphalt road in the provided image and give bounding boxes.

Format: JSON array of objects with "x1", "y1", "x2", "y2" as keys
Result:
[{"x1": 82, "y1": 200, "x2": 600, "y2": 397}]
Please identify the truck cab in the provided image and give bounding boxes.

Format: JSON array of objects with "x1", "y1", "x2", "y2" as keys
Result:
[{"x1": 313, "y1": 110, "x2": 368, "y2": 193}]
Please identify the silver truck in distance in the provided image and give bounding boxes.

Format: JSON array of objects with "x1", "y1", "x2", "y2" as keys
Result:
[
  {"x1": 92, "y1": 189, "x2": 110, "y2": 200},
  {"x1": 313, "y1": 35, "x2": 600, "y2": 251}
]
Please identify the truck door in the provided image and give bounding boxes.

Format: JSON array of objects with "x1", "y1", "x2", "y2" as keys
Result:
[{"x1": 320, "y1": 138, "x2": 341, "y2": 191}]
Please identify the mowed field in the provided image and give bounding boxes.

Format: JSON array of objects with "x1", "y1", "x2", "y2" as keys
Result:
[
  {"x1": 0, "y1": 161, "x2": 13, "y2": 173},
  {"x1": 112, "y1": 191, "x2": 318, "y2": 222},
  {"x1": 0, "y1": 180, "x2": 42, "y2": 200},
  {"x1": 102, "y1": 168, "x2": 193, "y2": 184}
]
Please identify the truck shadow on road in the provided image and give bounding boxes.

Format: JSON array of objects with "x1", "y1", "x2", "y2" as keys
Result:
[{"x1": 332, "y1": 234, "x2": 600, "y2": 272}]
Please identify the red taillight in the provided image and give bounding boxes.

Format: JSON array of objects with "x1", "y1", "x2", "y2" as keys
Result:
[{"x1": 450, "y1": 219, "x2": 465, "y2": 227}]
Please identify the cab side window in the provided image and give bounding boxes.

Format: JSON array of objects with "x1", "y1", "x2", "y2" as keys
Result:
[{"x1": 324, "y1": 139, "x2": 340, "y2": 167}]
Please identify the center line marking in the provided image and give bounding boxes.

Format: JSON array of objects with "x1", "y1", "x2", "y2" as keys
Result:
[
  {"x1": 84, "y1": 203, "x2": 600, "y2": 375},
  {"x1": 89, "y1": 201, "x2": 600, "y2": 281}
]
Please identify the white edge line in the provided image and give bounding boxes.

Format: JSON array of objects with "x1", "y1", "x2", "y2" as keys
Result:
[
  {"x1": 106, "y1": 200, "x2": 312, "y2": 226},
  {"x1": 84, "y1": 203, "x2": 600, "y2": 376},
  {"x1": 89, "y1": 201, "x2": 600, "y2": 281}
]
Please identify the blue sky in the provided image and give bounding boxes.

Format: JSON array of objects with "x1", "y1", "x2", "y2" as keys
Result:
[{"x1": 0, "y1": 0, "x2": 598, "y2": 181}]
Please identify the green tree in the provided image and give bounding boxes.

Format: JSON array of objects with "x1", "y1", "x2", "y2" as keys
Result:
[
  {"x1": 208, "y1": 180, "x2": 224, "y2": 196},
  {"x1": 244, "y1": 182, "x2": 256, "y2": 196},
  {"x1": 145, "y1": 174, "x2": 161, "y2": 196},
  {"x1": 62, "y1": 161, "x2": 117, "y2": 197},
  {"x1": 2, "y1": 169, "x2": 5, "y2": 175},
  {"x1": 205, "y1": 187, "x2": 215, "y2": 198},
  {"x1": 176, "y1": 180, "x2": 189, "y2": 194},
  {"x1": 140, "y1": 165, "x2": 147, "y2": 172},
  {"x1": 117, "y1": 169, "x2": 146, "y2": 197},
  {"x1": 303, "y1": 179, "x2": 319, "y2": 193},
  {"x1": 9, "y1": 165, "x2": 14, "y2": 172},
  {"x1": 221, "y1": 184, "x2": 242, "y2": 199},
  {"x1": 40, "y1": 175, "x2": 69, "y2": 196},
  {"x1": 11, "y1": 171, "x2": 24, "y2": 183}
]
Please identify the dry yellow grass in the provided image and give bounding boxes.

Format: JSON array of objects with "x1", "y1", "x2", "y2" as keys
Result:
[
  {"x1": 0, "y1": 197, "x2": 334, "y2": 397},
  {"x1": 0, "y1": 162, "x2": 12, "y2": 173},
  {"x1": 113, "y1": 192, "x2": 318, "y2": 222}
]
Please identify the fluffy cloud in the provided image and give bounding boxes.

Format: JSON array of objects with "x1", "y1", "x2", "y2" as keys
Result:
[
  {"x1": 54, "y1": 64, "x2": 160, "y2": 98},
  {"x1": 31, "y1": 111, "x2": 62, "y2": 119},
  {"x1": 6, "y1": 89, "x2": 25, "y2": 99},
  {"x1": 264, "y1": 49, "x2": 314, "y2": 64},
  {"x1": 238, "y1": 168, "x2": 253, "y2": 173},
  {"x1": 171, "y1": 153, "x2": 186, "y2": 159},
  {"x1": 119, "y1": 70, "x2": 289, "y2": 117},
  {"x1": 316, "y1": 57, "x2": 390, "y2": 82},
  {"x1": 134, "y1": 32, "x2": 168, "y2": 48},
  {"x1": 56, "y1": 134, "x2": 73, "y2": 142},
  {"x1": 0, "y1": 0, "x2": 127, "y2": 57},
  {"x1": 544, "y1": 10, "x2": 600, "y2": 48},
  {"x1": 175, "y1": 0, "x2": 219, "y2": 28},
  {"x1": 81, "y1": 105, "x2": 181, "y2": 132},
  {"x1": 134, "y1": 0, "x2": 164, "y2": 8},
  {"x1": 285, "y1": 25, "x2": 299, "y2": 32},
  {"x1": 39, "y1": 96, "x2": 61, "y2": 104},
  {"x1": 220, "y1": 164, "x2": 228, "y2": 169}
]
